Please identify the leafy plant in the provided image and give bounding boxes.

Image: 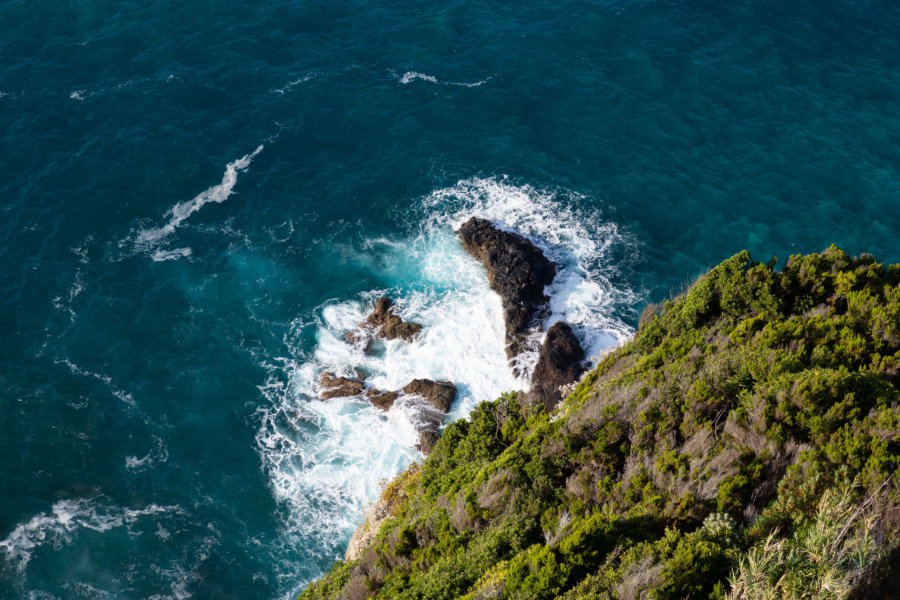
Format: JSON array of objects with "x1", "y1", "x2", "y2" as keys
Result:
[{"x1": 300, "y1": 247, "x2": 900, "y2": 600}]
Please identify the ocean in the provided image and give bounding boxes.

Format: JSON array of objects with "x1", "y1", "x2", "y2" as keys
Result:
[{"x1": 1, "y1": 1, "x2": 899, "y2": 598}]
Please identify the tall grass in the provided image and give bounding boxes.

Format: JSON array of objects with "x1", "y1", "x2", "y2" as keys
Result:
[{"x1": 727, "y1": 479, "x2": 890, "y2": 600}]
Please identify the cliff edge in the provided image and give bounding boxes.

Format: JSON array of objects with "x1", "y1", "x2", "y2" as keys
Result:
[{"x1": 302, "y1": 246, "x2": 900, "y2": 600}]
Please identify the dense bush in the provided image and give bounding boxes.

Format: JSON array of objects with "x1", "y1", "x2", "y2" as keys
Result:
[{"x1": 300, "y1": 247, "x2": 899, "y2": 600}]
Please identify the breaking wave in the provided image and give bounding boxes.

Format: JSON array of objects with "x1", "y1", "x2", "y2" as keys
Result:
[{"x1": 254, "y1": 176, "x2": 635, "y2": 591}]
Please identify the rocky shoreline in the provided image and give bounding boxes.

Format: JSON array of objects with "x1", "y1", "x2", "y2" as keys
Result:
[
  {"x1": 304, "y1": 246, "x2": 900, "y2": 600},
  {"x1": 339, "y1": 218, "x2": 592, "y2": 562},
  {"x1": 319, "y1": 217, "x2": 586, "y2": 462},
  {"x1": 317, "y1": 217, "x2": 589, "y2": 459}
]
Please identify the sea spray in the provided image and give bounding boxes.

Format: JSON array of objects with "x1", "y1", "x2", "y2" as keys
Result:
[
  {"x1": 421, "y1": 177, "x2": 636, "y2": 359},
  {"x1": 255, "y1": 178, "x2": 635, "y2": 589}
]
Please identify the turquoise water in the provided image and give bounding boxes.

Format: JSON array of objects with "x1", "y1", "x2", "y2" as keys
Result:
[{"x1": 2, "y1": 1, "x2": 899, "y2": 598}]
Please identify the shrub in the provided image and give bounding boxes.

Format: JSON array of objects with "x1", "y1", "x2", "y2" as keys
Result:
[{"x1": 300, "y1": 248, "x2": 900, "y2": 600}]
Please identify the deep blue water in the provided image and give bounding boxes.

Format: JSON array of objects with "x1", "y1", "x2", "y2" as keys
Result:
[{"x1": 2, "y1": 1, "x2": 899, "y2": 598}]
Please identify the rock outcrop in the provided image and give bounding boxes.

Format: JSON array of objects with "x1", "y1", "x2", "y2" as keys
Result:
[
  {"x1": 412, "y1": 408, "x2": 445, "y2": 455},
  {"x1": 457, "y1": 217, "x2": 556, "y2": 361},
  {"x1": 528, "y1": 322, "x2": 587, "y2": 411},
  {"x1": 402, "y1": 379, "x2": 458, "y2": 412},
  {"x1": 319, "y1": 372, "x2": 366, "y2": 400},
  {"x1": 366, "y1": 297, "x2": 423, "y2": 342},
  {"x1": 416, "y1": 427, "x2": 442, "y2": 455},
  {"x1": 318, "y1": 373, "x2": 456, "y2": 455},
  {"x1": 319, "y1": 372, "x2": 398, "y2": 408},
  {"x1": 345, "y1": 494, "x2": 391, "y2": 562},
  {"x1": 319, "y1": 373, "x2": 457, "y2": 413},
  {"x1": 345, "y1": 297, "x2": 423, "y2": 350},
  {"x1": 366, "y1": 389, "x2": 400, "y2": 411}
]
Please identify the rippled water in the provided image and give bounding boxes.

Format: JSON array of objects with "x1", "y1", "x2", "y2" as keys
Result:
[{"x1": 2, "y1": 1, "x2": 899, "y2": 597}]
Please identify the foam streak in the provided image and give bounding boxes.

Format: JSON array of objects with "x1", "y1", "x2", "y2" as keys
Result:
[
  {"x1": 0, "y1": 499, "x2": 175, "y2": 571},
  {"x1": 394, "y1": 70, "x2": 493, "y2": 88},
  {"x1": 136, "y1": 146, "x2": 263, "y2": 248}
]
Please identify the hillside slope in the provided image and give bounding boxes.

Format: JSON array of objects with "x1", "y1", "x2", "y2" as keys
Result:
[{"x1": 301, "y1": 247, "x2": 900, "y2": 600}]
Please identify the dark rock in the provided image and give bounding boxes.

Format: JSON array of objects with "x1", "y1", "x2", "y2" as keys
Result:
[
  {"x1": 412, "y1": 410, "x2": 444, "y2": 455},
  {"x1": 365, "y1": 297, "x2": 423, "y2": 342},
  {"x1": 319, "y1": 372, "x2": 366, "y2": 400},
  {"x1": 528, "y1": 322, "x2": 587, "y2": 411},
  {"x1": 320, "y1": 370, "x2": 459, "y2": 415},
  {"x1": 457, "y1": 217, "x2": 556, "y2": 360},
  {"x1": 402, "y1": 379, "x2": 458, "y2": 412},
  {"x1": 366, "y1": 388, "x2": 400, "y2": 411},
  {"x1": 847, "y1": 543, "x2": 900, "y2": 600},
  {"x1": 416, "y1": 428, "x2": 441, "y2": 455}
]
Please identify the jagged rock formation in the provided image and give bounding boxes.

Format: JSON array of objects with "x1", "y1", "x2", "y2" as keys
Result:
[
  {"x1": 366, "y1": 389, "x2": 400, "y2": 411},
  {"x1": 402, "y1": 379, "x2": 458, "y2": 412},
  {"x1": 347, "y1": 297, "x2": 423, "y2": 347},
  {"x1": 318, "y1": 373, "x2": 457, "y2": 455},
  {"x1": 415, "y1": 427, "x2": 442, "y2": 455},
  {"x1": 318, "y1": 371, "x2": 395, "y2": 406},
  {"x1": 528, "y1": 322, "x2": 587, "y2": 411},
  {"x1": 319, "y1": 372, "x2": 366, "y2": 400},
  {"x1": 457, "y1": 217, "x2": 556, "y2": 361}
]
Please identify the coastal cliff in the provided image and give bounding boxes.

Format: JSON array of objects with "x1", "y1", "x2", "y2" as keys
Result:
[{"x1": 301, "y1": 246, "x2": 900, "y2": 600}]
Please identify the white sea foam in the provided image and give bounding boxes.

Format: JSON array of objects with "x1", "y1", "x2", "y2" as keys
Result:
[
  {"x1": 422, "y1": 177, "x2": 636, "y2": 359},
  {"x1": 447, "y1": 76, "x2": 494, "y2": 88},
  {"x1": 125, "y1": 436, "x2": 169, "y2": 471},
  {"x1": 151, "y1": 247, "x2": 192, "y2": 262},
  {"x1": 67, "y1": 74, "x2": 179, "y2": 103},
  {"x1": 52, "y1": 269, "x2": 85, "y2": 322},
  {"x1": 0, "y1": 499, "x2": 175, "y2": 571},
  {"x1": 144, "y1": 529, "x2": 218, "y2": 600},
  {"x1": 135, "y1": 145, "x2": 262, "y2": 250},
  {"x1": 57, "y1": 358, "x2": 135, "y2": 406},
  {"x1": 271, "y1": 73, "x2": 317, "y2": 95},
  {"x1": 70, "y1": 238, "x2": 92, "y2": 264},
  {"x1": 256, "y1": 233, "x2": 524, "y2": 585},
  {"x1": 398, "y1": 71, "x2": 439, "y2": 84},
  {"x1": 256, "y1": 177, "x2": 634, "y2": 594},
  {"x1": 394, "y1": 70, "x2": 493, "y2": 88}
]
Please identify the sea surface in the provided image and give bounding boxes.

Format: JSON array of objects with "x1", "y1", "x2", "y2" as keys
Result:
[{"x1": 1, "y1": 1, "x2": 899, "y2": 598}]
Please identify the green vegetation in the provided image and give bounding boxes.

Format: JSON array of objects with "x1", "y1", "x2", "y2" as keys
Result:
[{"x1": 301, "y1": 247, "x2": 900, "y2": 600}]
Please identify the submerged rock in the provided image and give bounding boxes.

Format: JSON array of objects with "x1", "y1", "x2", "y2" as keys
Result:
[
  {"x1": 319, "y1": 372, "x2": 366, "y2": 400},
  {"x1": 457, "y1": 217, "x2": 556, "y2": 361},
  {"x1": 528, "y1": 322, "x2": 587, "y2": 410},
  {"x1": 402, "y1": 379, "x2": 458, "y2": 412},
  {"x1": 344, "y1": 329, "x2": 372, "y2": 351}
]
